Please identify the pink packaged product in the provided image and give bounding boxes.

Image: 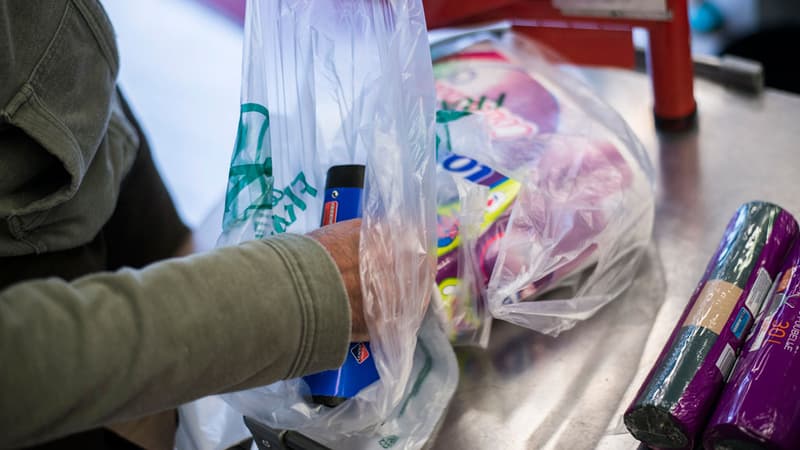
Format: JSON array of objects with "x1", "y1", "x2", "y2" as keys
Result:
[{"x1": 433, "y1": 34, "x2": 654, "y2": 342}]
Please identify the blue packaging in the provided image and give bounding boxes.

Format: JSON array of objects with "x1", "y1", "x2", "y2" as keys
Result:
[{"x1": 302, "y1": 165, "x2": 379, "y2": 406}]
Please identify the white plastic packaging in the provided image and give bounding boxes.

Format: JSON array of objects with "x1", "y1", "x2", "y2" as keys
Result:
[{"x1": 432, "y1": 34, "x2": 655, "y2": 337}]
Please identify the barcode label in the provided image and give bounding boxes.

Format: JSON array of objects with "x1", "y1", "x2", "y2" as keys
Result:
[
  {"x1": 749, "y1": 317, "x2": 771, "y2": 353},
  {"x1": 745, "y1": 268, "x2": 772, "y2": 315},
  {"x1": 726, "y1": 354, "x2": 742, "y2": 383},
  {"x1": 716, "y1": 343, "x2": 737, "y2": 379},
  {"x1": 747, "y1": 271, "x2": 787, "y2": 353}
]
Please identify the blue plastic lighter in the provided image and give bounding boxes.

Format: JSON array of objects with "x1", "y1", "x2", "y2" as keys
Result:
[{"x1": 302, "y1": 165, "x2": 380, "y2": 407}]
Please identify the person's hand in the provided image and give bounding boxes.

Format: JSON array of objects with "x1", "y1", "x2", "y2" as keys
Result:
[{"x1": 306, "y1": 219, "x2": 368, "y2": 341}]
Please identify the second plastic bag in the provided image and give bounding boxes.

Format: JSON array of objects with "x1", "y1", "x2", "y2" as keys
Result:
[{"x1": 433, "y1": 33, "x2": 655, "y2": 338}]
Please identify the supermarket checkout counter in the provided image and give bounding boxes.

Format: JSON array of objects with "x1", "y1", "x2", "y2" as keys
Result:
[
  {"x1": 191, "y1": 66, "x2": 800, "y2": 450},
  {"x1": 189, "y1": 58, "x2": 800, "y2": 450},
  {"x1": 427, "y1": 68, "x2": 800, "y2": 449}
]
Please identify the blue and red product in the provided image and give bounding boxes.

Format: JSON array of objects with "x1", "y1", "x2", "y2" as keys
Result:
[{"x1": 302, "y1": 165, "x2": 380, "y2": 407}]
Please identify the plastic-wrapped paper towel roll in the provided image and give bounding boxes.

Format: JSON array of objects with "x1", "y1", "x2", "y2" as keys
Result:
[
  {"x1": 704, "y1": 242, "x2": 800, "y2": 450},
  {"x1": 624, "y1": 201, "x2": 799, "y2": 449}
]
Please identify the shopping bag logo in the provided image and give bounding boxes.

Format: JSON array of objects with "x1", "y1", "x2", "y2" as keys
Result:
[
  {"x1": 350, "y1": 343, "x2": 370, "y2": 364},
  {"x1": 223, "y1": 102, "x2": 320, "y2": 237},
  {"x1": 223, "y1": 103, "x2": 273, "y2": 236}
]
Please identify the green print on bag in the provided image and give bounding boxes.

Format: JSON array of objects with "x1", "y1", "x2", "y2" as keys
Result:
[
  {"x1": 378, "y1": 435, "x2": 399, "y2": 448},
  {"x1": 223, "y1": 103, "x2": 273, "y2": 236},
  {"x1": 223, "y1": 103, "x2": 319, "y2": 237},
  {"x1": 435, "y1": 110, "x2": 472, "y2": 158},
  {"x1": 270, "y1": 172, "x2": 318, "y2": 234}
]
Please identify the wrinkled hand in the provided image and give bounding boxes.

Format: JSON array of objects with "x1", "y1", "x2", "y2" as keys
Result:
[{"x1": 307, "y1": 219, "x2": 368, "y2": 341}]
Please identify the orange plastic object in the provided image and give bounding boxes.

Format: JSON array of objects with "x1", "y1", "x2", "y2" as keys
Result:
[
  {"x1": 647, "y1": 1, "x2": 697, "y2": 128},
  {"x1": 426, "y1": 0, "x2": 697, "y2": 130},
  {"x1": 516, "y1": 26, "x2": 636, "y2": 68},
  {"x1": 199, "y1": 0, "x2": 696, "y2": 130}
]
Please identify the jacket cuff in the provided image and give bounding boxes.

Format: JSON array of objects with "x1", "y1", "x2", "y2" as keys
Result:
[{"x1": 259, "y1": 234, "x2": 351, "y2": 377}]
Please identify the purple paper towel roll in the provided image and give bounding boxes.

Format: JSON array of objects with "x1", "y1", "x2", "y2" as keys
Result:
[
  {"x1": 624, "y1": 202, "x2": 799, "y2": 449},
  {"x1": 704, "y1": 242, "x2": 800, "y2": 450}
]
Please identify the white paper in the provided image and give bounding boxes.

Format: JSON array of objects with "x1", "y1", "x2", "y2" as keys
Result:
[{"x1": 554, "y1": 0, "x2": 668, "y2": 18}]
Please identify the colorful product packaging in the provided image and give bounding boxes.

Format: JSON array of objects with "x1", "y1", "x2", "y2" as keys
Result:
[
  {"x1": 624, "y1": 202, "x2": 799, "y2": 449},
  {"x1": 704, "y1": 241, "x2": 800, "y2": 450},
  {"x1": 432, "y1": 37, "x2": 653, "y2": 339}
]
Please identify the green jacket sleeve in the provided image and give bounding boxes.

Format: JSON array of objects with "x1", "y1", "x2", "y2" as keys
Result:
[{"x1": 0, "y1": 234, "x2": 351, "y2": 448}]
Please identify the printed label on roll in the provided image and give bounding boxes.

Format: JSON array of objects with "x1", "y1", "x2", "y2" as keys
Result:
[
  {"x1": 684, "y1": 280, "x2": 743, "y2": 335},
  {"x1": 726, "y1": 354, "x2": 742, "y2": 383},
  {"x1": 778, "y1": 267, "x2": 795, "y2": 292},
  {"x1": 730, "y1": 307, "x2": 752, "y2": 339},
  {"x1": 745, "y1": 268, "x2": 773, "y2": 316},
  {"x1": 716, "y1": 343, "x2": 736, "y2": 379},
  {"x1": 750, "y1": 316, "x2": 773, "y2": 353},
  {"x1": 749, "y1": 269, "x2": 793, "y2": 353}
]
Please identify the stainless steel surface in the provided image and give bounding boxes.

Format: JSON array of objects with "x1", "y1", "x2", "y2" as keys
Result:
[
  {"x1": 191, "y1": 66, "x2": 800, "y2": 450},
  {"x1": 429, "y1": 70, "x2": 800, "y2": 449}
]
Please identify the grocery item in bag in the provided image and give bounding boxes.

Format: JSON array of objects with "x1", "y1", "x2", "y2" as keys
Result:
[{"x1": 303, "y1": 165, "x2": 380, "y2": 407}]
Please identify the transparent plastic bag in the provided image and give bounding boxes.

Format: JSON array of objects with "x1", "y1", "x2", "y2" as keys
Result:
[
  {"x1": 433, "y1": 154, "x2": 492, "y2": 346},
  {"x1": 322, "y1": 310, "x2": 459, "y2": 450},
  {"x1": 212, "y1": 0, "x2": 446, "y2": 446},
  {"x1": 228, "y1": 310, "x2": 459, "y2": 450},
  {"x1": 433, "y1": 33, "x2": 655, "y2": 336}
]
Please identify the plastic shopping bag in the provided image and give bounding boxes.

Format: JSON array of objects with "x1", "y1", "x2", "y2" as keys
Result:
[
  {"x1": 318, "y1": 311, "x2": 459, "y2": 450},
  {"x1": 433, "y1": 156, "x2": 493, "y2": 346},
  {"x1": 176, "y1": 313, "x2": 459, "y2": 450},
  {"x1": 433, "y1": 33, "x2": 655, "y2": 338},
  {"x1": 208, "y1": 0, "x2": 452, "y2": 448}
]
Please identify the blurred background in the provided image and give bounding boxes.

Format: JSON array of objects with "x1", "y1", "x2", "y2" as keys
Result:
[
  {"x1": 101, "y1": 0, "x2": 243, "y2": 229},
  {"x1": 687, "y1": 0, "x2": 800, "y2": 93},
  {"x1": 101, "y1": 0, "x2": 800, "y2": 230}
]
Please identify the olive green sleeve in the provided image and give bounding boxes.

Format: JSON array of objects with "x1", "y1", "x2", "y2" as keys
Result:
[{"x1": 0, "y1": 234, "x2": 351, "y2": 448}]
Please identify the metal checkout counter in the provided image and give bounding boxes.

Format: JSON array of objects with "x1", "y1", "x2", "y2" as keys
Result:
[
  {"x1": 422, "y1": 6, "x2": 800, "y2": 445},
  {"x1": 209, "y1": 40, "x2": 796, "y2": 450},
  {"x1": 428, "y1": 65, "x2": 800, "y2": 449},
  {"x1": 217, "y1": 63, "x2": 800, "y2": 450}
]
